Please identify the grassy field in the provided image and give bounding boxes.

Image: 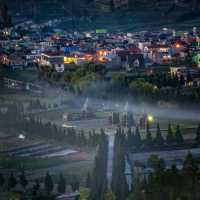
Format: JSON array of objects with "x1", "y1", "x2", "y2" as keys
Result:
[{"x1": 0, "y1": 155, "x2": 68, "y2": 170}]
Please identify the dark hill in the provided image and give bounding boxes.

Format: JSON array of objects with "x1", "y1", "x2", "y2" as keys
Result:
[{"x1": 1, "y1": 0, "x2": 200, "y2": 31}]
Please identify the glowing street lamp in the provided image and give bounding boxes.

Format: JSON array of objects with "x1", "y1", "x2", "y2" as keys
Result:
[{"x1": 147, "y1": 114, "x2": 154, "y2": 123}]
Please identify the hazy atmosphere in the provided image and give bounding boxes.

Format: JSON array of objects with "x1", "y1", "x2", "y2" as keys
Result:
[{"x1": 0, "y1": 1, "x2": 200, "y2": 200}]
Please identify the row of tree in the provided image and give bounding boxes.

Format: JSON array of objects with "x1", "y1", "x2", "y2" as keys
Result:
[
  {"x1": 111, "y1": 130, "x2": 129, "y2": 200},
  {"x1": 0, "y1": 103, "x2": 102, "y2": 148},
  {"x1": 89, "y1": 130, "x2": 108, "y2": 200},
  {"x1": 0, "y1": 170, "x2": 79, "y2": 199},
  {"x1": 126, "y1": 123, "x2": 200, "y2": 152}
]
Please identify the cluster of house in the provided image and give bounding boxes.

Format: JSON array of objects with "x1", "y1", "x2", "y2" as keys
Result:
[{"x1": 1, "y1": 24, "x2": 200, "y2": 84}]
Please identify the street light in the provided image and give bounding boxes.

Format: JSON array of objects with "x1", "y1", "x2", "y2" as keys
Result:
[{"x1": 147, "y1": 114, "x2": 154, "y2": 123}]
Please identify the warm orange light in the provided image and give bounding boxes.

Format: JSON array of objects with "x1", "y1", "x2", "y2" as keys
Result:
[
  {"x1": 97, "y1": 56, "x2": 109, "y2": 62},
  {"x1": 175, "y1": 43, "x2": 181, "y2": 49},
  {"x1": 97, "y1": 50, "x2": 108, "y2": 57}
]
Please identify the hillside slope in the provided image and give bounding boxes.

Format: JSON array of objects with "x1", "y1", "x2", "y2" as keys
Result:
[{"x1": 2, "y1": 0, "x2": 200, "y2": 31}]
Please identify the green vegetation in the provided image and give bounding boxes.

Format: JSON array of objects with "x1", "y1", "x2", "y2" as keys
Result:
[
  {"x1": 0, "y1": 155, "x2": 68, "y2": 170},
  {"x1": 0, "y1": 170, "x2": 80, "y2": 200},
  {"x1": 111, "y1": 129, "x2": 129, "y2": 200},
  {"x1": 0, "y1": 103, "x2": 103, "y2": 149},
  {"x1": 129, "y1": 153, "x2": 200, "y2": 200},
  {"x1": 0, "y1": 67, "x2": 38, "y2": 82},
  {"x1": 89, "y1": 130, "x2": 108, "y2": 200}
]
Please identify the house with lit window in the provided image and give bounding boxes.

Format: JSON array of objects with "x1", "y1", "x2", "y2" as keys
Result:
[
  {"x1": 39, "y1": 51, "x2": 65, "y2": 72},
  {"x1": 146, "y1": 44, "x2": 171, "y2": 64}
]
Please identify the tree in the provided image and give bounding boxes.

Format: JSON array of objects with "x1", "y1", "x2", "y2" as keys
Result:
[
  {"x1": 145, "y1": 124, "x2": 153, "y2": 148},
  {"x1": 104, "y1": 189, "x2": 116, "y2": 200},
  {"x1": 71, "y1": 176, "x2": 79, "y2": 192},
  {"x1": 0, "y1": 173, "x2": 5, "y2": 188},
  {"x1": 111, "y1": 131, "x2": 129, "y2": 200},
  {"x1": 57, "y1": 173, "x2": 66, "y2": 194},
  {"x1": 183, "y1": 153, "x2": 198, "y2": 172},
  {"x1": 195, "y1": 124, "x2": 200, "y2": 143},
  {"x1": 79, "y1": 187, "x2": 90, "y2": 200},
  {"x1": 19, "y1": 169, "x2": 28, "y2": 189},
  {"x1": 86, "y1": 172, "x2": 91, "y2": 188},
  {"x1": 134, "y1": 126, "x2": 142, "y2": 149},
  {"x1": 182, "y1": 153, "x2": 198, "y2": 191},
  {"x1": 44, "y1": 172, "x2": 54, "y2": 194},
  {"x1": 148, "y1": 154, "x2": 165, "y2": 171},
  {"x1": 32, "y1": 179, "x2": 40, "y2": 196},
  {"x1": 127, "y1": 179, "x2": 144, "y2": 200},
  {"x1": 89, "y1": 132, "x2": 108, "y2": 200},
  {"x1": 8, "y1": 172, "x2": 17, "y2": 190},
  {"x1": 175, "y1": 125, "x2": 184, "y2": 144},
  {"x1": 154, "y1": 123, "x2": 164, "y2": 146},
  {"x1": 166, "y1": 123, "x2": 174, "y2": 145}
]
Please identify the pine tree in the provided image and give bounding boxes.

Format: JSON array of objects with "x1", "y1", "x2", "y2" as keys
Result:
[
  {"x1": 32, "y1": 179, "x2": 40, "y2": 196},
  {"x1": 111, "y1": 132, "x2": 129, "y2": 200},
  {"x1": 8, "y1": 172, "x2": 17, "y2": 190},
  {"x1": 134, "y1": 126, "x2": 142, "y2": 149},
  {"x1": 154, "y1": 123, "x2": 164, "y2": 146},
  {"x1": 127, "y1": 179, "x2": 143, "y2": 200},
  {"x1": 127, "y1": 127, "x2": 133, "y2": 149},
  {"x1": 183, "y1": 153, "x2": 198, "y2": 172},
  {"x1": 166, "y1": 123, "x2": 174, "y2": 145},
  {"x1": 44, "y1": 172, "x2": 54, "y2": 194},
  {"x1": 57, "y1": 173, "x2": 66, "y2": 194},
  {"x1": 145, "y1": 125, "x2": 153, "y2": 148},
  {"x1": 86, "y1": 172, "x2": 91, "y2": 188},
  {"x1": 19, "y1": 169, "x2": 28, "y2": 189},
  {"x1": 71, "y1": 175, "x2": 79, "y2": 192},
  {"x1": 90, "y1": 132, "x2": 108, "y2": 200},
  {"x1": 195, "y1": 124, "x2": 200, "y2": 143},
  {"x1": 183, "y1": 153, "x2": 198, "y2": 188},
  {"x1": 104, "y1": 189, "x2": 116, "y2": 200},
  {"x1": 0, "y1": 173, "x2": 5, "y2": 188},
  {"x1": 175, "y1": 125, "x2": 184, "y2": 144}
]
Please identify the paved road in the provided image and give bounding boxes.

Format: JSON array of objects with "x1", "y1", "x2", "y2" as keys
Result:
[
  {"x1": 106, "y1": 132, "x2": 133, "y2": 191},
  {"x1": 107, "y1": 134, "x2": 115, "y2": 188}
]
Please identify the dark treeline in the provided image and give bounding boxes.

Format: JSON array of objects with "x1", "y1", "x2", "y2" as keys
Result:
[
  {"x1": 0, "y1": 103, "x2": 101, "y2": 148},
  {"x1": 89, "y1": 129, "x2": 108, "y2": 200},
  {"x1": 129, "y1": 153, "x2": 200, "y2": 200},
  {"x1": 88, "y1": 127, "x2": 200, "y2": 200},
  {"x1": 107, "y1": 72, "x2": 200, "y2": 106},
  {"x1": 62, "y1": 64, "x2": 200, "y2": 107},
  {"x1": 0, "y1": 169, "x2": 79, "y2": 200},
  {"x1": 126, "y1": 123, "x2": 200, "y2": 152},
  {"x1": 111, "y1": 129, "x2": 129, "y2": 200},
  {"x1": 37, "y1": 62, "x2": 200, "y2": 107}
]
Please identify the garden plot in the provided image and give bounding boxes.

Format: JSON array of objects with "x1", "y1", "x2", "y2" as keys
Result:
[
  {"x1": 39, "y1": 149, "x2": 77, "y2": 158},
  {"x1": 0, "y1": 134, "x2": 40, "y2": 151},
  {"x1": 2, "y1": 143, "x2": 78, "y2": 158}
]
